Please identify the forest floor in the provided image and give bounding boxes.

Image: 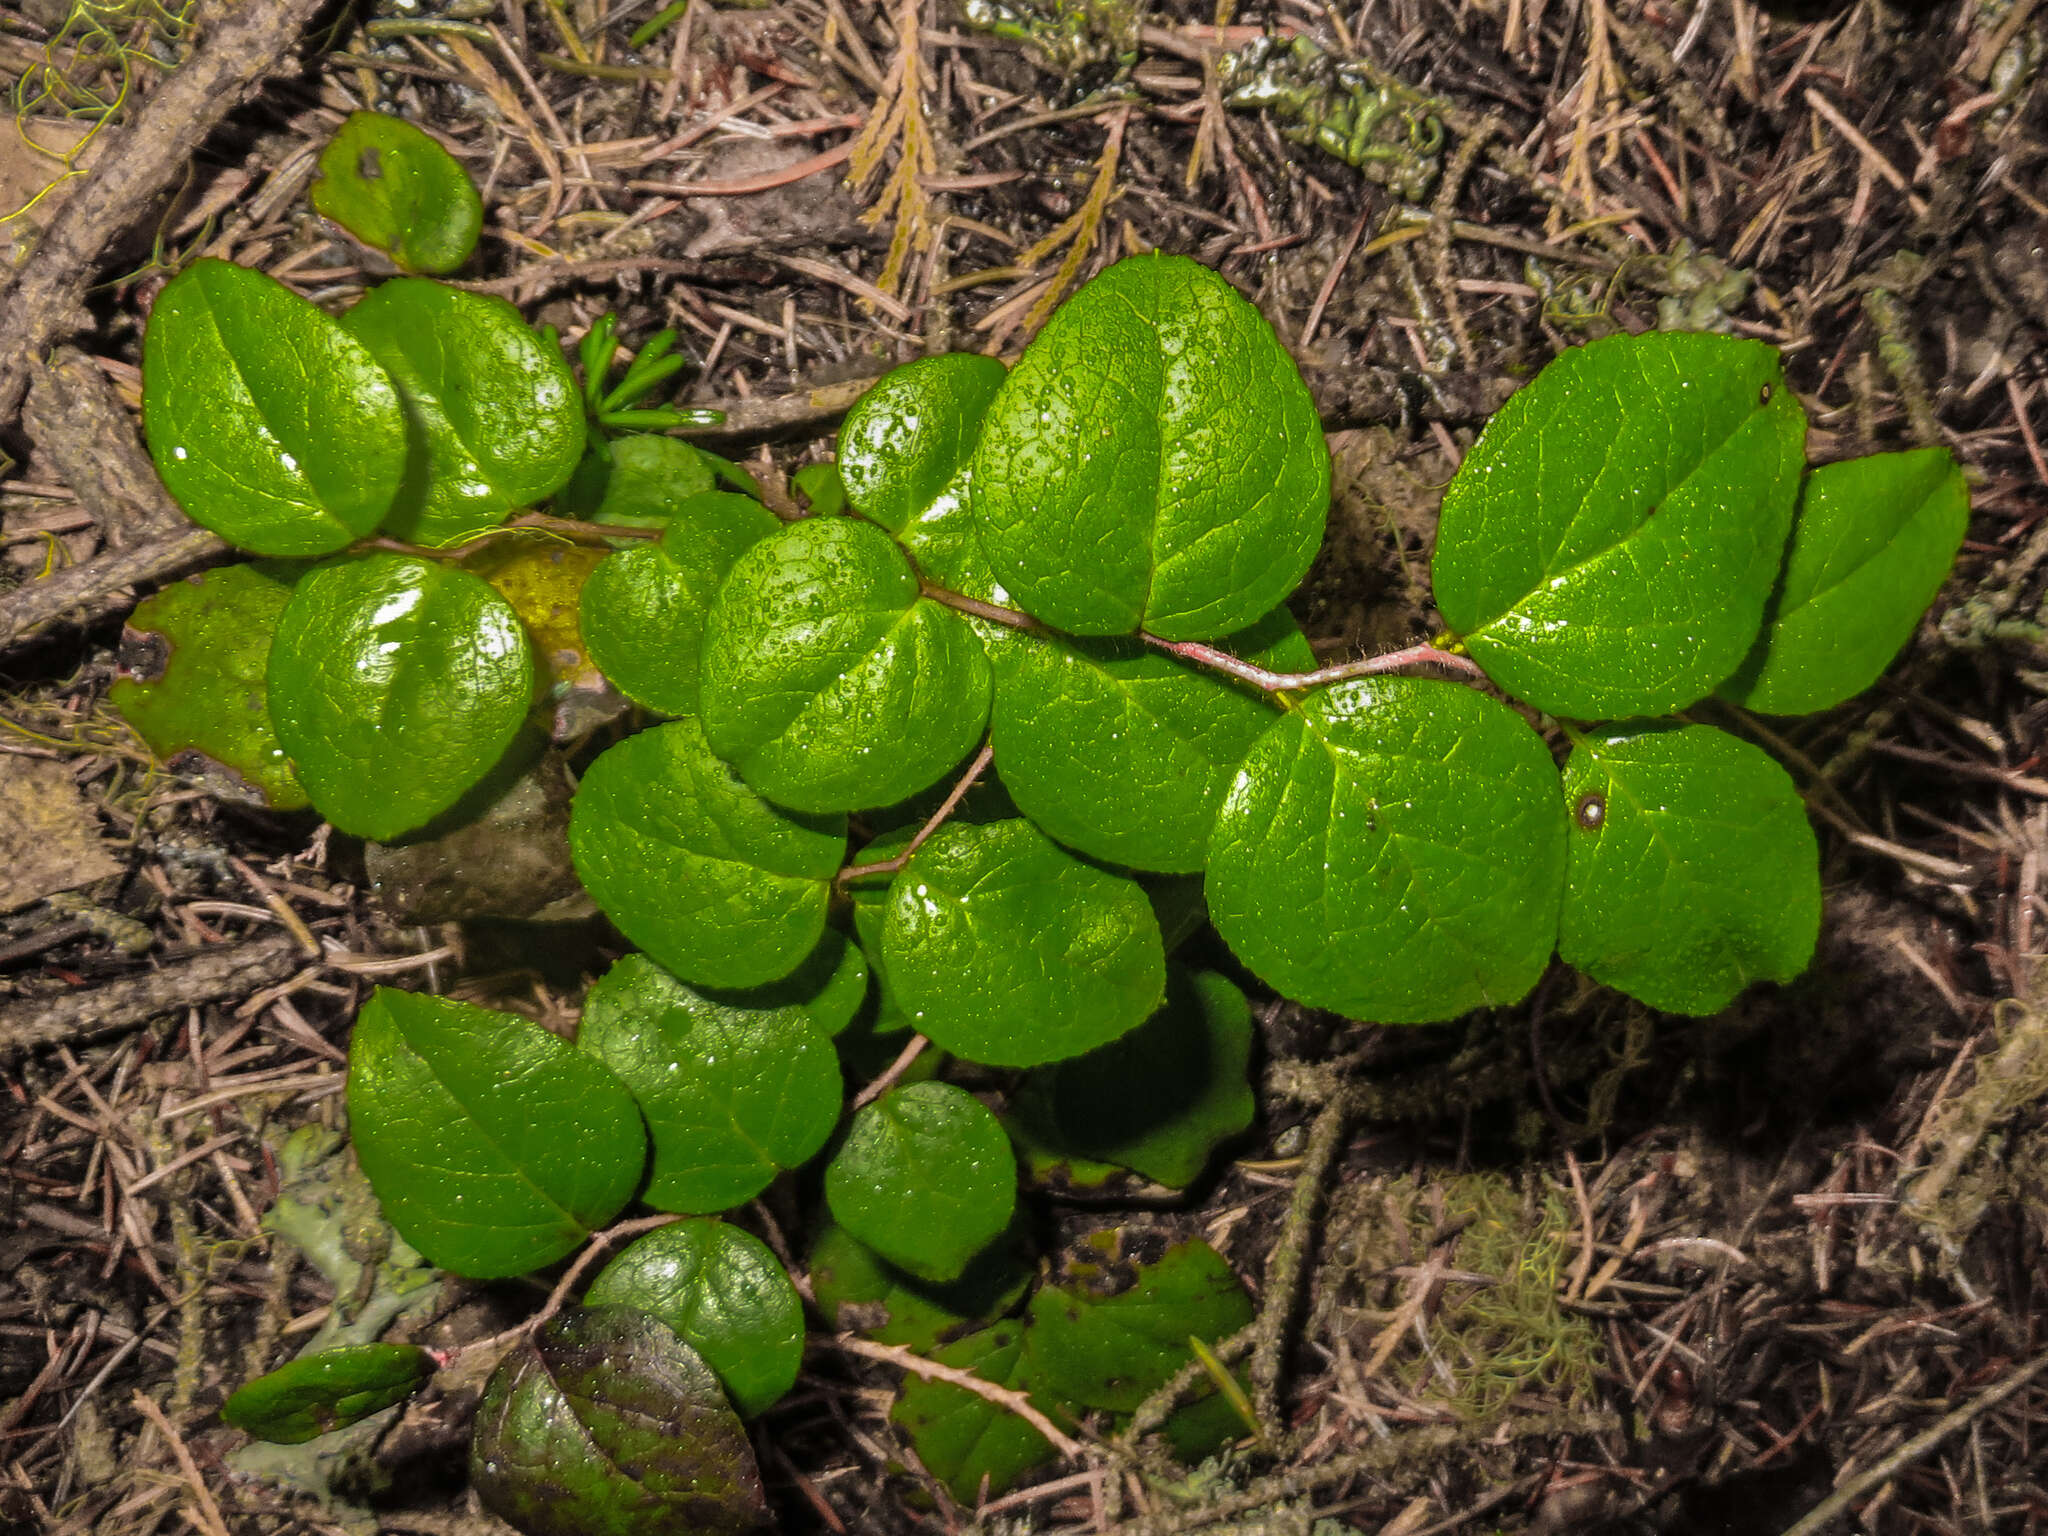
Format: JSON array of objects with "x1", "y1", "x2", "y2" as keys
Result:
[{"x1": 2, "y1": 0, "x2": 2047, "y2": 1531}]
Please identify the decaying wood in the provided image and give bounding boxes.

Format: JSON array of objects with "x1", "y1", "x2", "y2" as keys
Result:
[{"x1": 0, "y1": 934, "x2": 301, "y2": 1061}]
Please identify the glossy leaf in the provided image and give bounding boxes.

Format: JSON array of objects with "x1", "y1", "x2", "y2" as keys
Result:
[
  {"x1": 343, "y1": 279, "x2": 585, "y2": 546},
  {"x1": 988, "y1": 607, "x2": 1310, "y2": 872},
  {"x1": 461, "y1": 531, "x2": 614, "y2": 740},
  {"x1": 971, "y1": 253, "x2": 1329, "y2": 640},
  {"x1": 568, "y1": 719, "x2": 846, "y2": 988},
  {"x1": 268, "y1": 555, "x2": 535, "y2": 841},
  {"x1": 1016, "y1": 968, "x2": 1255, "y2": 1188},
  {"x1": 824, "y1": 1082, "x2": 1015, "y2": 1283},
  {"x1": 581, "y1": 491, "x2": 780, "y2": 717},
  {"x1": 347, "y1": 989, "x2": 645, "y2": 1277},
  {"x1": 1207, "y1": 677, "x2": 1565, "y2": 1023},
  {"x1": 223, "y1": 1343, "x2": 433, "y2": 1444},
  {"x1": 1558, "y1": 723, "x2": 1819, "y2": 1015},
  {"x1": 700, "y1": 516, "x2": 991, "y2": 813},
  {"x1": 1025, "y1": 1239, "x2": 1254, "y2": 1413},
  {"x1": 143, "y1": 259, "x2": 405, "y2": 556},
  {"x1": 584, "y1": 938, "x2": 867, "y2": 1052},
  {"x1": 585, "y1": 1220, "x2": 803, "y2": 1418},
  {"x1": 560, "y1": 434, "x2": 720, "y2": 531},
  {"x1": 472, "y1": 1307, "x2": 770, "y2": 1536},
  {"x1": 111, "y1": 564, "x2": 308, "y2": 809},
  {"x1": 890, "y1": 1324, "x2": 1058, "y2": 1503},
  {"x1": 1432, "y1": 330, "x2": 1806, "y2": 719},
  {"x1": 579, "y1": 963, "x2": 843, "y2": 1214},
  {"x1": 838, "y1": 352, "x2": 1007, "y2": 594},
  {"x1": 809, "y1": 1222, "x2": 1032, "y2": 1351},
  {"x1": 1719, "y1": 448, "x2": 1968, "y2": 715},
  {"x1": 882, "y1": 819, "x2": 1165, "y2": 1067},
  {"x1": 311, "y1": 111, "x2": 482, "y2": 274}
]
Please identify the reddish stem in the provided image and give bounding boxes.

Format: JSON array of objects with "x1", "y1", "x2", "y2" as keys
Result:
[
  {"x1": 835, "y1": 740, "x2": 995, "y2": 888},
  {"x1": 1137, "y1": 634, "x2": 1489, "y2": 690}
]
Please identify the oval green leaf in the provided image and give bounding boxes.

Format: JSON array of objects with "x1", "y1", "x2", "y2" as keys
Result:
[
  {"x1": 701, "y1": 516, "x2": 991, "y2": 813},
  {"x1": 111, "y1": 563, "x2": 308, "y2": 809},
  {"x1": 1718, "y1": 447, "x2": 1968, "y2": 715},
  {"x1": 579, "y1": 964, "x2": 843, "y2": 1213},
  {"x1": 585, "y1": 1221, "x2": 804, "y2": 1418},
  {"x1": 585, "y1": 940, "x2": 867, "y2": 1047},
  {"x1": 1015, "y1": 968, "x2": 1255, "y2": 1188},
  {"x1": 1432, "y1": 330, "x2": 1806, "y2": 719},
  {"x1": 342, "y1": 278, "x2": 585, "y2": 546},
  {"x1": 347, "y1": 989, "x2": 646, "y2": 1277},
  {"x1": 223, "y1": 1343, "x2": 434, "y2": 1444},
  {"x1": 838, "y1": 351, "x2": 1007, "y2": 594},
  {"x1": 882, "y1": 818, "x2": 1166, "y2": 1067},
  {"x1": 1558, "y1": 722, "x2": 1819, "y2": 1015},
  {"x1": 472, "y1": 1307, "x2": 771, "y2": 1536},
  {"x1": 143, "y1": 258, "x2": 405, "y2": 556},
  {"x1": 824, "y1": 1081, "x2": 1016, "y2": 1283},
  {"x1": 1024, "y1": 1238, "x2": 1254, "y2": 1413},
  {"x1": 809, "y1": 1221, "x2": 1033, "y2": 1351},
  {"x1": 971, "y1": 253, "x2": 1329, "y2": 640},
  {"x1": 311, "y1": 111, "x2": 482, "y2": 275},
  {"x1": 1207, "y1": 677, "x2": 1566, "y2": 1023},
  {"x1": 268, "y1": 554, "x2": 535, "y2": 841},
  {"x1": 581, "y1": 491, "x2": 781, "y2": 717},
  {"x1": 568, "y1": 719, "x2": 846, "y2": 988},
  {"x1": 988, "y1": 606, "x2": 1309, "y2": 872},
  {"x1": 890, "y1": 1323, "x2": 1059, "y2": 1504}
]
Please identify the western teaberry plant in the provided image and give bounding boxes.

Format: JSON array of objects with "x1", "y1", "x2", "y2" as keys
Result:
[{"x1": 117, "y1": 115, "x2": 1968, "y2": 1533}]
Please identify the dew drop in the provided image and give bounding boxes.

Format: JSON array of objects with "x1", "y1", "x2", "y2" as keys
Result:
[{"x1": 1575, "y1": 792, "x2": 1606, "y2": 830}]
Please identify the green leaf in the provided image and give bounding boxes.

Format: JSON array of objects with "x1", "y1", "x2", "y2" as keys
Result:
[
  {"x1": 890, "y1": 1324, "x2": 1058, "y2": 1503},
  {"x1": 568, "y1": 719, "x2": 846, "y2": 989},
  {"x1": 580, "y1": 491, "x2": 781, "y2": 717},
  {"x1": 472, "y1": 1307, "x2": 771, "y2": 1536},
  {"x1": 1718, "y1": 448, "x2": 1969, "y2": 715},
  {"x1": 559, "y1": 434, "x2": 720, "y2": 531},
  {"x1": 1015, "y1": 968, "x2": 1255, "y2": 1188},
  {"x1": 342, "y1": 278, "x2": 585, "y2": 546},
  {"x1": 1432, "y1": 330, "x2": 1806, "y2": 719},
  {"x1": 882, "y1": 819, "x2": 1165, "y2": 1067},
  {"x1": 1025, "y1": 1239, "x2": 1254, "y2": 1413},
  {"x1": 809, "y1": 1222, "x2": 1032, "y2": 1351},
  {"x1": 824, "y1": 1081, "x2": 1016, "y2": 1283},
  {"x1": 700, "y1": 516, "x2": 991, "y2": 813},
  {"x1": 971, "y1": 254, "x2": 1329, "y2": 641},
  {"x1": 579, "y1": 963, "x2": 843, "y2": 1214},
  {"x1": 347, "y1": 989, "x2": 646, "y2": 1277},
  {"x1": 223, "y1": 1343, "x2": 433, "y2": 1444},
  {"x1": 1207, "y1": 677, "x2": 1565, "y2": 1023},
  {"x1": 585, "y1": 1220, "x2": 803, "y2": 1418},
  {"x1": 111, "y1": 563, "x2": 308, "y2": 809},
  {"x1": 792, "y1": 461, "x2": 848, "y2": 516},
  {"x1": 268, "y1": 554, "x2": 535, "y2": 841},
  {"x1": 987, "y1": 607, "x2": 1310, "y2": 873},
  {"x1": 1557, "y1": 723, "x2": 1819, "y2": 1015},
  {"x1": 310, "y1": 111, "x2": 482, "y2": 274},
  {"x1": 143, "y1": 258, "x2": 405, "y2": 556},
  {"x1": 837, "y1": 352, "x2": 1007, "y2": 595}
]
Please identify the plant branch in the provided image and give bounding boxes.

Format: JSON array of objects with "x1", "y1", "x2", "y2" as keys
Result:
[
  {"x1": 851, "y1": 1034, "x2": 930, "y2": 1110},
  {"x1": 836, "y1": 741, "x2": 994, "y2": 886},
  {"x1": 1139, "y1": 635, "x2": 1490, "y2": 692},
  {"x1": 917, "y1": 582, "x2": 1045, "y2": 634},
  {"x1": 826, "y1": 1334, "x2": 1086, "y2": 1460},
  {"x1": 467, "y1": 1212, "x2": 682, "y2": 1358},
  {"x1": 352, "y1": 511, "x2": 662, "y2": 562},
  {"x1": 1248, "y1": 1088, "x2": 1355, "y2": 1435},
  {"x1": 0, "y1": 934, "x2": 301, "y2": 1062}
]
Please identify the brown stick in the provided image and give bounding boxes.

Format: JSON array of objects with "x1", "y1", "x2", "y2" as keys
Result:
[
  {"x1": 22, "y1": 349, "x2": 187, "y2": 549},
  {"x1": 0, "y1": 934, "x2": 302, "y2": 1062},
  {"x1": 0, "y1": 525, "x2": 226, "y2": 654},
  {"x1": 0, "y1": 0, "x2": 331, "y2": 427}
]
